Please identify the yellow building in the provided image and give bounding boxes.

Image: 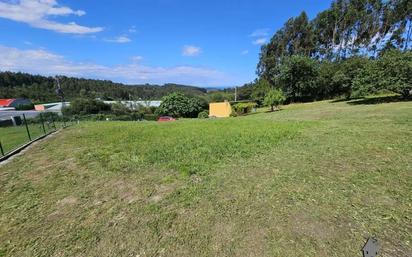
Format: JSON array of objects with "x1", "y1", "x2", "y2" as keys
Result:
[{"x1": 209, "y1": 100, "x2": 232, "y2": 118}]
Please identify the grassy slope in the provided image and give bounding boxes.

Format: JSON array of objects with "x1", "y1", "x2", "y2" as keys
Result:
[{"x1": 0, "y1": 99, "x2": 411, "y2": 257}]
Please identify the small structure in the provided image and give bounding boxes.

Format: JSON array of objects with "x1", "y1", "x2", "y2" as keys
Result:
[
  {"x1": 362, "y1": 237, "x2": 379, "y2": 257},
  {"x1": 103, "y1": 100, "x2": 162, "y2": 110},
  {"x1": 35, "y1": 102, "x2": 70, "y2": 112},
  {"x1": 0, "y1": 98, "x2": 32, "y2": 108},
  {"x1": 209, "y1": 100, "x2": 232, "y2": 118}
]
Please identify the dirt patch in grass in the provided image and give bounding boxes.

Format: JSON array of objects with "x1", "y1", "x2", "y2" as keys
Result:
[
  {"x1": 89, "y1": 178, "x2": 142, "y2": 205},
  {"x1": 112, "y1": 179, "x2": 141, "y2": 203},
  {"x1": 57, "y1": 196, "x2": 78, "y2": 206},
  {"x1": 289, "y1": 210, "x2": 335, "y2": 241},
  {"x1": 148, "y1": 183, "x2": 181, "y2": 203},
  {"x1": 236, "y1": 225, "x2": 269, "y2": 257}
]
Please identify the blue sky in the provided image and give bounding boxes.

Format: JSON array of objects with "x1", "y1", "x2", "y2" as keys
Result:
[{"x1": 0, "y1": 0, "x2": 332, "y2": 87}]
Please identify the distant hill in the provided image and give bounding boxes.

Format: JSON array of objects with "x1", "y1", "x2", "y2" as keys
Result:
[{"x1": 0, "y1": 71, "x2": 207, "y2": 103}]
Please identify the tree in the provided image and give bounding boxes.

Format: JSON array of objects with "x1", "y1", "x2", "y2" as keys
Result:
[
  {"x1": 0, "y1": 71, "x2": 208, "y2": 102},
  {"x1": 378, "y1": 50, "x2": 412, "y2": 97},
  {"x1": 155, "y1": 93, "x2": 203, "y2": 118},
  {"x1": 316, "y1": 60, "x2": 340, "y2": 99},
  {"x1": 278, "y1": 55, "x2": 319, "y2": 102},
  {"x1": 257, "y1": 11, "x2": 315, "y2": 82},
  {"x1": 205, "y1": 91, "x2": 234, "y2": 103},
  {"x1": 331, "y1": 56, "x2": 370, "y2": 98},
  {"x1": 264, "y1": 89, "x2": 286, "y2": 111},
  {"x1": 62, "y1": 98, "x2": 111, "y2": 116},
  {"x1": 258, "y1": 0, "x2": 411, "y2": 82},
  {"x1": 353, "y1": 50, "x2": 412, "y2": 97},
  {"x1": 251, "y1": 78, "x2": 272, "y2": 105}
]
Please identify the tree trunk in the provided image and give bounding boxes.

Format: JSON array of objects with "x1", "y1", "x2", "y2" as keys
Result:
[
  {"x1": 271, "y1": 105, "x2": 274, "y2": 112},
  {"x1": 405, "y1": 20, "x2": 411, "y2": 50}
]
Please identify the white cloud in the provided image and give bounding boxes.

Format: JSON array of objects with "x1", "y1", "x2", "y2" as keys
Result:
[
  {"x1": 128, "y1": 26, "x2": 137, "y2": 33},
  {"x1": 241, "y1": 50, "x2": 249, "y2": 55},
  {"x1": 0, "y1": 0, "x2": 103, "y2": 34},
  {"x1": 182, "y1": 45, "x2": 201, "y2": 56},
  {"x1": 130, "y1": 55, "x2": 143, "y2": 62},
  {"x1": 249, "y1": 28, "x2": 269, "y2": 37},
  {"x1": 0, "y1": 45, "x2": 234, "y2": 87},
  {"x1": 105, "y1": 36, "x2": 131, "y2": 43},
  {"x1": 252, "y1": 38, "x2": 267, "y2": 46}
]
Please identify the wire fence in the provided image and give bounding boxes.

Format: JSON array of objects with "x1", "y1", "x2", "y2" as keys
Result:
[{"x1": 0, "y1": 111, "x2": 76, "y2": 157}]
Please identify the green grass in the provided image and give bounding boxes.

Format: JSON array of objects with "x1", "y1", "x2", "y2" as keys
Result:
[
  {"x1": 0, "y1": 98, "x2": 411, "y2": 256},
  {"x1": 0, "y1": 121, "x2": 58, "y2": 154}
]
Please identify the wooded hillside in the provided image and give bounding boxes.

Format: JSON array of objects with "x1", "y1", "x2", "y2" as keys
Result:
[{"x1": 0, "y1": 71, "x2": 207, "y2": 103}]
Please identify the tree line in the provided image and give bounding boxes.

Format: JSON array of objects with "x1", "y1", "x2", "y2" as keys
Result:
[
  {"x1": 0, "y1": 71, "x2": 207, "y2": 103},
  {"x1": 245, "y1": 0, "x2": 411, "y2": 102}
]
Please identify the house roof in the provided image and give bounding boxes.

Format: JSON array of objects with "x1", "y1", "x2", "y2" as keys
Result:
[{"x1": 0, "y1": 99, "x2": 16, "y2": 107}]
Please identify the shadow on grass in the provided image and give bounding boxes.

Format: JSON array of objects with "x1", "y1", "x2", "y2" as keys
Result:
[
  {"x1": 240, "y1": 111, "x2": 261, "y2": 116},
  {"x1": 330, "y1": 97, "x2": 361, "y2": 103},
  {"x1": 264, "y1": 109, "x2": 283, "y2": 113},
  {"x1": 347, "y1": 95, "x2": 411, "y2": 105}
]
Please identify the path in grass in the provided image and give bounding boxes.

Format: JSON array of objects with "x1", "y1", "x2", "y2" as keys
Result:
[{"x1": 0, "y1": 99, "x2": 411, "y2": 257}]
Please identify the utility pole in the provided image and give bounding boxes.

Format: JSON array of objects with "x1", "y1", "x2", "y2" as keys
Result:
[
  {"x1": 55, "y1": 76, "x2": 66, "y2": 127},
  {"x1": 234, "y1": 86, "x2": 237, "y2": 102},
  {"x1": 55, "y1": 76, "x2": 65, "y2": 108}
]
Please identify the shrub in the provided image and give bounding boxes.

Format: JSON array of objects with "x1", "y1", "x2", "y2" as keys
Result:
[
  {"x1": 111, "y1": 102, "x2": 131, "y2": 115},
  {"x1": 251, "y1": 79, "x2": 271, "y2": 106},
  {"x1": 156, "y1": 93, "x2": 203, "y2": 118},
  {"x1": 353, "y1": 50, "x2": 411, "y2": 98},
  {"x1": 14, "y1": 103, "x2": 34, "y2": 110},
  {"x1": 332, "y1": 56, "x2": 369, "y2": 99},
  {"x1": 264, "y1": 88, "x2": 286, "y2": 111},
  {"x1": 143, "y1": 114, "x2": 158, "y2": 121},
  {"x1": 232, "y1": 102, "x2": 257, "y2": 115},
  {"x1": 40, "y1": 112, "x2": 60, "y2": 122},
  {"x1": 62, "y1": 98, "x2": 111, "y2": 116},
  {"x1": 206, "y1": 92, "x2": 234, "y2": 102},
  {"x1": 198, "y1": 111, "x2": 209, "y2": 119}
]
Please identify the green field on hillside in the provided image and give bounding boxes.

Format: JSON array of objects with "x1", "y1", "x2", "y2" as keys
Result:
[{"x1": 0, "y1": 98, "x2": 411, "y2": 257}]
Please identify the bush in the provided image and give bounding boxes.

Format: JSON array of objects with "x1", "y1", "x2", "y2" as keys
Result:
[
  {"x1": 40, "y1": 112, "x2": 60, "y2": 121},
  {"x1": 353, "y1": 50, "x2": 411, "y2": 98},
  {"x1": 331, "y1": 56, "x2": 369, "y2": 99},
  {"x1": 232, "y1": 102, "x2": 257, "y2": 115},
  {"x1": 62, "y1": 98, "x2": 111, "y2": 116},
  {"x1": 143, "y1": 114, "x2": 158, "y2": 121},
  {"x1": 61, "y1": 99, "x2": 151, "y2": 121},
  {"x1": 14, "y1": 103, "x2": 34, "y2": 110},
  {"x1": 155, "y1": 93, "x2": 204, "y2": 118},
  {"x1": 24, "y1": 112, "x2": 61, "y2": 125},
  {"x1": 264, "y1": 88, "x2": 286, "y2": 111},
  {"x1": 198, "y1": 111, "x2": 209, "y2": 119},
  {"x1": 206, "y1": 92, "x2": 234, "y2": 102},
  {"x1": 251, "y1": 79, "x2": 271, "y2": 106},
  {"x1": 111, "y1": 102, "x2": 131, "y2": 115}
]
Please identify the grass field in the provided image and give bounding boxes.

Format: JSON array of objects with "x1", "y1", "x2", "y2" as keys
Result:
[
  {"x1": 0, "y1": 123, "x2": 51, "y2": 154},
  {"x1": 0, "y1": 98, "x2": 411, "y2": 256}
]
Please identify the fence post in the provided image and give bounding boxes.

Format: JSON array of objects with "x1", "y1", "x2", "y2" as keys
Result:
[
  {"x1": 62, "y1": 113, "x2": 67, "y2": 128},
  {"x1": 22, "y1": 114, "x2": 32, "y2": 141},
  {"x1": 0, "y1": 141, "x2": 4, "y2": 156},
  {"x1": 51, "y1": 115, "x2": 57, "y2": 131},
  {"x1": 39, "y1": 113, "x2": 47, "y2": 134}
]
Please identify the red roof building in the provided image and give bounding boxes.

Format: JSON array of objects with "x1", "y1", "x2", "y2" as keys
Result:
[
  {"x1": 0, "y1": 99, "x2": 15, "y2": 107},
  {"x1": 0, "y1": 98, "x2": 32, "y2": 108}
]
